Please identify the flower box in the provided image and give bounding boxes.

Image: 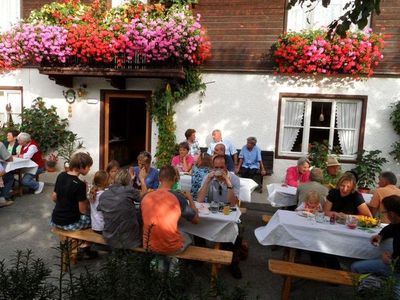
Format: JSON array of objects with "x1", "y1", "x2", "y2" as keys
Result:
[{"x1": 272, "y1": 29, "x2": 384, "y2": 77}]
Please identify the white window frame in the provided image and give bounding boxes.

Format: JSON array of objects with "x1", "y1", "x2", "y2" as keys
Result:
[
  {"x1": 0, "y1": 0, "x2": 21, "y2": 33},
  {"x1": 286, "y1": 0, "x2": 371, "y2": 32},
  {"x1": 0, "y1": 88, "x2": 23, "y2": 126},
  {"x1": 277, "y1": 93, "x2": 366, "y2": 161}
]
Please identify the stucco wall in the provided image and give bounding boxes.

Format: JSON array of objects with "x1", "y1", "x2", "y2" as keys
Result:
[
  {"x1": 174, "y1": 73, "x2": 400, "y2": 183},
  {"x1": 1, "y1": 69, "x2": 399, "y2": 183}
]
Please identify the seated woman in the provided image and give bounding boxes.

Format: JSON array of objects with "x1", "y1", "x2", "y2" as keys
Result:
[
  {"x1": 324, "y1": 172, "x2": 372, "y2": 218},
  {"x1": 131, "y1": 151, "x2": 159, "y2": 192},
  {"x1": 351, "y1": 195, "x2": 400, "y2": 297},
  {"x1": 106, "y1": 160, "x2": 120, "y2": 186},
  {"x1": 171, "y1": 142, "x2": 194, "y2": 173},
  {"x1": 3, "y1": 130, "x2": 21, "y2": 155},
  {"x1": 285, "y1": 157, "x2": 311, "y2": 187},
  {"x1": 191, "y1": 152, "x2": 212, "y2": 200}
]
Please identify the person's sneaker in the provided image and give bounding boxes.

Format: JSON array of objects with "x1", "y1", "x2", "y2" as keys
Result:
[
  {"x1": 0, "y1": 197, "x2": 13, "y2": 208},
  {"x1": 34, "y1": 182, "x2": 45, "y2": 194},
  {"x1": 230, "y1": 263, "x2": 242, "y2": 279}
]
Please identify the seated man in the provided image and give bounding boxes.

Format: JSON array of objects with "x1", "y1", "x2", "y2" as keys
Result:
[
  {"x1": 197, "y1": 155, "x2": 242, "y2": 279},
  {"x1": 207, "y1": 129, "x2": 237, "y2": 166},
  {"x1": 213, "y1": 143, "x2": 235, "y2": 172},
  {"x1": 17, "y1": 132, "x2": 45, "y2": 194},
  {"x1": 235, "y1": 136, "x2": 266, "y2": 192},
  {"x1": 296, "y1": 168, "x2": 329, "y2": 206},
  {"x1": 141, "y1": 165, "x2": 199, "y2": 255},
  {"x1": 369, "y1": 171, "x2": 400, "y2": 223},
  {"x1": 323, "y1": 156, "x2": 342, "y2": 189}
]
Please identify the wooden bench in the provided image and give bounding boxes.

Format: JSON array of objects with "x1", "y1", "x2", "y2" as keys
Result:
[
  {"x1": 51, "y1": 228, "x2": 233, "y2": 280},
  {"x1": 268, "y1": 259, "x2": 359, "y2": 300}
]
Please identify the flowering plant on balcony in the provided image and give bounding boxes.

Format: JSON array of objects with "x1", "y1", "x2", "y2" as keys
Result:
[
  {"x1": 0, "y1": 0, "x2": 210, "y2": 70},
  {"x1": 272, "y1": 29, "x2": 384, "y2": 76}
]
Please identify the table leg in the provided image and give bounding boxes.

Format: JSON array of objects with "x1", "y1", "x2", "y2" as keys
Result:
[
  {"x1": 211, "y1": 242, "x2": 221, "y2": 286},
  {"x1": 281, "y1": 248, "x2": 296, "y2": 300}
]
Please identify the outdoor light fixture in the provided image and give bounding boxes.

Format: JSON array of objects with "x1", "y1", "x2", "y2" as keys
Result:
[{"x1": 63, "y1": 89, "x2": 76, "y2": 104}]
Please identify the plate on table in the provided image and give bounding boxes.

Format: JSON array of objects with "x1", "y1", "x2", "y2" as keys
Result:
[{"x1": 296, "y1": 211, "x2": 314, "y2": 218}]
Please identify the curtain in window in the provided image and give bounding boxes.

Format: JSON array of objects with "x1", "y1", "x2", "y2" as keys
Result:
[
  {"x1": 282, "y1": 101, "x2": 304, "y2": 151},
  {"x1": 0, "y1": 0, "x2": 20, "y2": 33},
  {"x1": 336, "y1": 102, "x2": 357, "y2": 155}
]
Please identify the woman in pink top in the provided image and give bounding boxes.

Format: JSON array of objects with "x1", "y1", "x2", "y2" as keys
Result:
[
  {"x1": 171, "y1": 142, "x2": 194, "y2": 173},
  {"x1": 285, "y1": 157, "x2": 311, "y2": 187}
]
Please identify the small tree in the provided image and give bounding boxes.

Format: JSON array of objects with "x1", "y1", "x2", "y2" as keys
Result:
[
  {"x1": 19, "y1": 97, "x2": 76, "y2": 154},
  {"x1": 354, "y1": 150, "x2": 388, "y2": 189}
]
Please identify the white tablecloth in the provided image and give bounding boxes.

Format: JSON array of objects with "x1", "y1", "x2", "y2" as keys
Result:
[
  {"x1": 3, "y1": 157, "x2": 38, "y2": 175},
  {"x1": 254, "y1": 210, "x2": 391, "y2": 259},
  {"x1": 266, "y1": 183, "x2": 373, "y2": 207},
  {"x1": 180, "y1": 202, "x2": 241, "y2": 243},
  {"x1": 179, "y1": 175, "x2": 258, "y2": 202}
]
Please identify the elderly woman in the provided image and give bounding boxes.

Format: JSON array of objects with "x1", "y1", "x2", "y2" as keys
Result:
[
  {"x1": 284, "y1": 157, "x2": 311, "y2": 187},
  {"x1": 185, "y1": 128, "x2": 201, "y2": 162},
  {"x1": 131, "y1": 151, "x2": 159, "y2": 192},
  {"x1": 324, "y1": 172, "x2": 372, "y2": 218},
  {"x1": 3, "y1": 130, "x2": 20, "y2": 155}
]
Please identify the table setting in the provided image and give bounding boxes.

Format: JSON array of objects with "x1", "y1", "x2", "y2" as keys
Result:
[
  {"x1": 255, "y1": 210, "x2": 391, "y2": 259},
  {"x1": 180, "y1": 201, "x2": 242, "y2": 243}
]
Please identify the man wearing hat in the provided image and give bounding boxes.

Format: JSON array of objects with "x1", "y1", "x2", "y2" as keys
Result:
[{"x1": 323, "y1": 156, "x2": 342, "y2": 189}]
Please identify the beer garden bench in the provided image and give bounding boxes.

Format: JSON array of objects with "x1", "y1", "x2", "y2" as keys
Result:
[{"x1": 51, "y1": 228, "x2": 233, "y2": 280}]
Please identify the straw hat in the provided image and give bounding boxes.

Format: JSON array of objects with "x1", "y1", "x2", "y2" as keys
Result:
[{"x1": 326, "y1": 156, "x2": 340, "y2": 167}]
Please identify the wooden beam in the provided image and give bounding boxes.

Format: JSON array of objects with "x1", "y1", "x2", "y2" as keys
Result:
[
  {"x1": 107, "y1": 77, "x2": 126, "y2": 90},
  {"x1": 48, "y1": 75, "x2": 73, "y2": 88}
]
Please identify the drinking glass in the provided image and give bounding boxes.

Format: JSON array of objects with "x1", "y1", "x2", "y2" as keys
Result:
[
  {"x1": 315, "y1": 212, "x2": 325, "y2": 223},
  {"x1": 210, "y1": 201, "x2": 219, "y2": 213},
  {"x1": 346, "y1": 215, "x2": 358, "y2": 229}
]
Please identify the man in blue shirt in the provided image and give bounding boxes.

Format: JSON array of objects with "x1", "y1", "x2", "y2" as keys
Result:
[
  {"x1": 236, "y1": 137, "x2": 266, "y2": 192},
  {"x1": 207, "y1": 129, "x2": 237, "y2": 165}
]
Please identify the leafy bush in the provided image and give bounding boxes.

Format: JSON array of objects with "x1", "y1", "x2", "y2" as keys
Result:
[{"x1": 19, "y1": 97, "x2": 77, "y2": 154}]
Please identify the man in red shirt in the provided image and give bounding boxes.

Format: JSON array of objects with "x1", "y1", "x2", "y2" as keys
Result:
[
  {"x1": 17, "y1": 132, "x2": 45, "y2": 194},
  {"x1": 141, "y1": 165, "x2": 199, "y2": 254}
]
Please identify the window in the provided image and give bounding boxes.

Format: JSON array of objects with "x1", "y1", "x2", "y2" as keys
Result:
[
  {"x1": 276, "y1": 93, "x2": 366, "y2": 160},
  {"x1": 0, "y1": 88, "x2": 23, "y2": 126},
  {"x1": 287, "y1": 0, "x2": 370, "y2": 32},
  {"x1": 0, "y1": 0, "x2": 21, "y2": 33}
]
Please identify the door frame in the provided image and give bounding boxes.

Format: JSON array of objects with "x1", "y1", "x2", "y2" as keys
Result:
[{"x1": 99, "y1": 90, "x2": 152, "y2": 169}]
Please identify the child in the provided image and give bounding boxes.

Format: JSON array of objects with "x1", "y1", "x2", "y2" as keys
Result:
[
  {"x1": 296, "y1": 190, "x2": 322, "y2": 214},
  {"x1": 106, "y1": 160, "x2": 120, "y2": 186},
  {"x1": 50, "y1": 152, "x2": 96, "y2": 257},
  {"x1": 351, "y1": 195, "x2": 400, "y2": 296},
  {"x1": 89, "y1": 170, "x2": 108, "y2": 234},
  {"x1": 171, "y1": 142, "x2": 194, "y2": 173}
]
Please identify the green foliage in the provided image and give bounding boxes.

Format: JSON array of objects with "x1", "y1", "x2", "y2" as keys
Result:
[
  {"x1": 286, "y1": 0, "x2": 381, "y2": 37},
  {"x1": 389, "y1": 102, "x2": 400, "y2": 163},
  {"x1": 19, "y1": 97, "x2": 77, "y2": 155},
  {"x1": 308, "y1": 140, "x2": 341, "y2": 169},
  {"x1": 151, "y1": 67, "x2": 205, "y2": 168},
  {"x1": 354, "y1": 149, "x2": 388, "y2": 189},
  {"x1": 0, "y1": 250, "x2": 57, "y2": 299},
  {"x1": 57, "y1": 136, "x2": 84, "y2": 163}
]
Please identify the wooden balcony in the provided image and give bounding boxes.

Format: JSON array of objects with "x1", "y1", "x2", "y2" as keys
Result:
[{"x1": 38, "y1": 65, "x2": 186, "y2": 89}]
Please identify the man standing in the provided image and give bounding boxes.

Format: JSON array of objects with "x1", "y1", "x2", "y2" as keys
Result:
[
  {"x1": 235, "y1": 137, "x2": 266, "y2": 192},
  {"x1": 207, "y1": 129, "x2": 237, "y2": 166},
  {"x1": 17, "y1": 132, "x2": 45, "y2": 194},
  {"x1": 197, "y1": 155, "x2": 242, "y2": 279},
  {"x1": 369, "y1": 171, "x2": 400, "y2": 223}
]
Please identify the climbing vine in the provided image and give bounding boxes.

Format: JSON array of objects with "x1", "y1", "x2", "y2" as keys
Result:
[{"x1": 151, "y1": 67, "x2": 205, "y2": 168}]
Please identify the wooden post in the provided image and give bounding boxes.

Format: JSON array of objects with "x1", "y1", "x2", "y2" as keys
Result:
[{"x1": 281, "y1": 248, "x2": 296, "y2": 300}]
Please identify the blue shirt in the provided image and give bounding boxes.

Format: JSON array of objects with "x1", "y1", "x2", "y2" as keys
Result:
[
  {"x1": 133, "y1": 166, "x2": 159, "y2": 189},
  {"x1": 207, "y1": 139, "x2": 237, "y2": 156},
  {"x1": 239, "y1": 145, "x2": 262, "y2": 169}
]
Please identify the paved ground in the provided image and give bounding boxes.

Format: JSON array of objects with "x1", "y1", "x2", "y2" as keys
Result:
[{"x1": 0, "y1": 177, "x2": 356, "y2": 299}]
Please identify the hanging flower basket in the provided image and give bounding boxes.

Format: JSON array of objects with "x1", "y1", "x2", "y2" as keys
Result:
[
  {"x1": 272, "y1": 29, "x2": 384, "y2": 77},
  {"x1": 0, "y1": 0, "x2": 211, "y2": 71}
]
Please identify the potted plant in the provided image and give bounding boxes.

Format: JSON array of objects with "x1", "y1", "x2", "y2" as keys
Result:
[
  {"x1": 57, "y1": 134, "x2": 84, "y2": 171},
  {"x1": 353, "y1": 150, "x2": 388, "y2": 192},
  {"x1": 46, "y1": 152, "x2": 58, "y2": 172}
]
